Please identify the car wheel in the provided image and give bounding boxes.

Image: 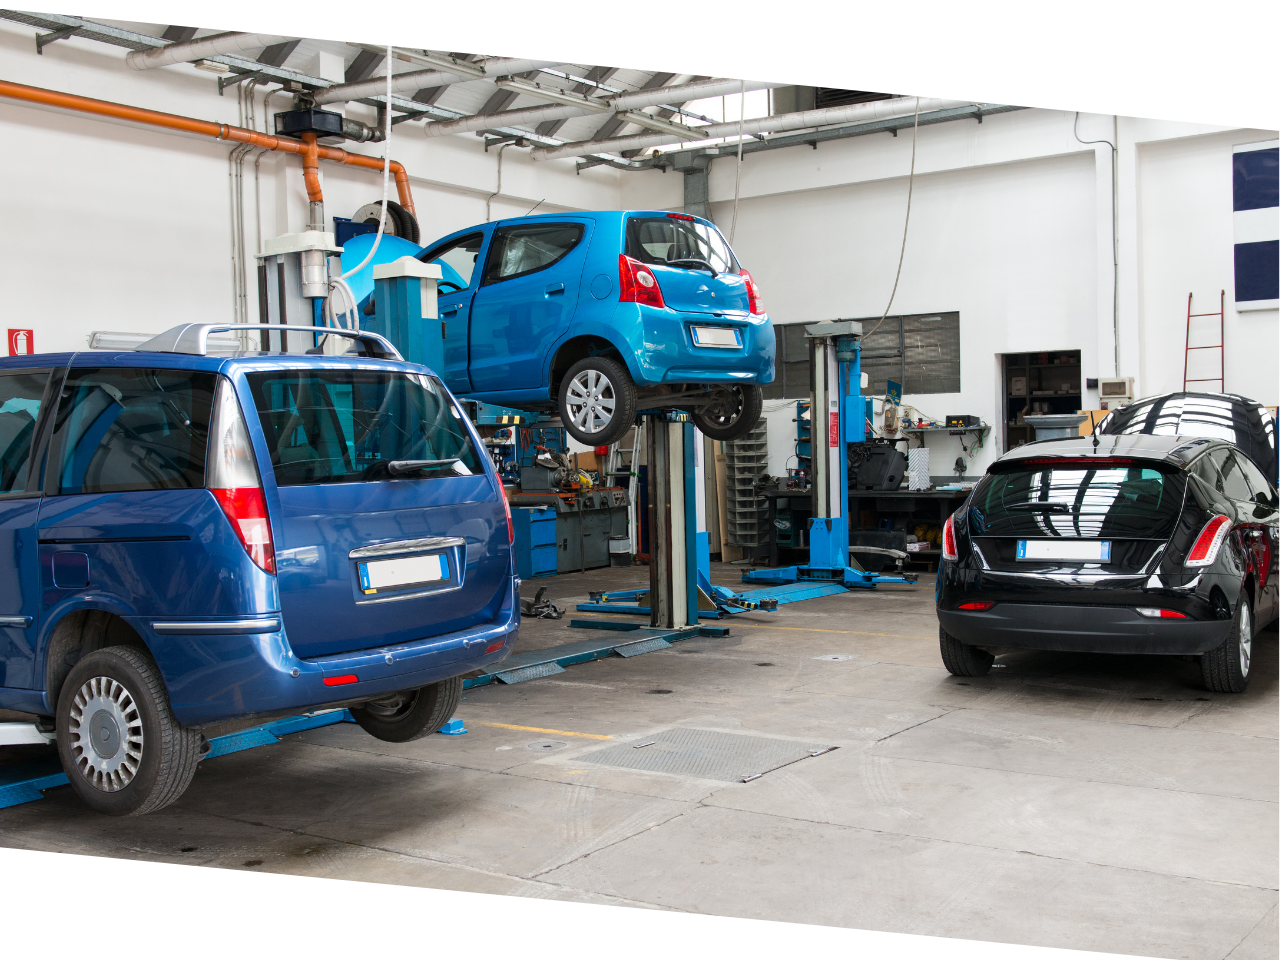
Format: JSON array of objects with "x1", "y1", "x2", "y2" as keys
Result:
[
  {"x1": 692, "y1": 384, "x2": 763, "y2": 441},
  {"x1": 350, "y1": 676, "x2": 463, "y2": 743},
  {"x1": 1201, "y1": 594, "x2": 1252, "y2": 694},
  {"x1": 939, "y1": 625, "x2": 995, "y2": 677},
  {"x1": 558, "y1": 356, "x2": 637, "y2": 447},
  {"x1": 55, "y1": 645, "x2": 203, "y2": 816}
]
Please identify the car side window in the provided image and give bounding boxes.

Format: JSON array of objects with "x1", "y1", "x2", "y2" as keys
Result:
[
  {"x1": 0, "y1": 370, "x2": 51, "y2": 496},
  {"x1": 49, "y1": 368, "x2": 217, "y2": 495},
  {"x1": 1235, "y1": 453, "x2": 1279, "y2": 507},
  {"x1": 482, "y1": 223, "x2": 584, "y2": 285},
  {"x1": 1211, "y1": 449, "x2": 1255, "y2": 503},
  {"x1": 424, "y1": 232, "x2": 484, "y2": 290},
  {"x1": 1190, "y1": 453, "x2": 1225, "y2": 495}
]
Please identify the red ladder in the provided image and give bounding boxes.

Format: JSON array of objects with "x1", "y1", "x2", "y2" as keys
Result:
[{"x1": 1183, "y1": 290, "x2": 1225, "y2": 393}]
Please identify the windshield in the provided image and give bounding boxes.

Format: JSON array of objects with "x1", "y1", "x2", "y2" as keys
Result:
[
  {"x1": 626, "y1": 217, "x2": 739, "y2": 274},
  {"x1": 245, "y1": 369, "x2": 484, "y2": 487},
  {"x1": 969, "y1": 461, "x2": 1187, "y2": 539}
]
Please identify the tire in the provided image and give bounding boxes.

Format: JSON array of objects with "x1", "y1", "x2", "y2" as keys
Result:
[
  {"x1": 939, "y1": 625, "x2": 994, "y2": 677},
  {"x1": 1201, "y1": 594, "x2": 1252, "y2": 693},
  {"x1": 350, "y1": 676, "x2": 463, "y2": 743},
  {"x1": 55, "y1": 645, "x2": 202, "y2": 816},
  {"x1": 692, "y1": 384, "x2": 763, "y2": 441},
  {"x1": 557, "y1": 356, "x2": 637, "y2": 447}
]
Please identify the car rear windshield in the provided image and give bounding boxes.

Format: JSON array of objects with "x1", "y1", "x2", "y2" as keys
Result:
[
  {"x1": 625, "y1": 217, "x2": 739, "y2": 274},
  {"x1": 969, "y1": 460, "x2": 1188, "y2": 539},
  {"x1": 245, "y1": 369, "x2": 485, "y2": 487}
]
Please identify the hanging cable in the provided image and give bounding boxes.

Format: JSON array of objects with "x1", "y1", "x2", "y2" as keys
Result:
[
  {"x1": 863, "y1": 97, "x2": 920, "y2": 340},
  {"x1": 729, "y1": 78, "x2": 746, "y2": 243},
  {"x1": 325, "y1": 44, "x2": 394, "y2": 333}
]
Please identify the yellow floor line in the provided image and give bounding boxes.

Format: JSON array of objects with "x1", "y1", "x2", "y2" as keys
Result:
[{"x1": 472, "y1": 721, "x2": 612, "y2": 740}]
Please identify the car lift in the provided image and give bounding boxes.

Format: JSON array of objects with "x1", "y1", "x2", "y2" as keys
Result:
[{"x1": 581, "y1": 321, "x2": 915, "y2": 622}]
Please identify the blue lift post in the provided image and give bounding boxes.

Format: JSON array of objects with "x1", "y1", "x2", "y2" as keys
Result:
[{"x1": 740, "y1": 320, "x2": 917, "y2": 595}]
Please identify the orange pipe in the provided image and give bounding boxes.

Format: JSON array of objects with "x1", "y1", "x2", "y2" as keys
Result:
[{"x1": 0, "y1": 79, "x2": 416, "y2": 219}]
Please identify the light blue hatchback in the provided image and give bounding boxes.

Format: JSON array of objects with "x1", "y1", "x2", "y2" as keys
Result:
[{"x1": 410, "y1": 210, "x2": 776, "y2": 445}]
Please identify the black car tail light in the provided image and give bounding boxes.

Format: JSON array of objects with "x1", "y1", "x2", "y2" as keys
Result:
[
  {"x1": 1136, "y1": 607, "x2": 1189, "y2": 618},
  {"x1": 942, "y1": 514, "x2": 959, "y2": 561},
  {"x1": 1184, "y1": 515, "x2": 1231, "y2": 567},
  {"x1": 958, "y1": 601, "x2": 995, "y2": 611}
]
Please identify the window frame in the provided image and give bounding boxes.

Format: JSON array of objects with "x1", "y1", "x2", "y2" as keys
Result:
[
  {"x1": 0, "y1": 367, "x2": 57, "y2": 501},
  {"x1": 481, "y1": 222, "x2": 585, "y2": 287}
]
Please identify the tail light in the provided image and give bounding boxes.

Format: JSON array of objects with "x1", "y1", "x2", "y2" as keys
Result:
[
  {"x1": 666, "y1": 212, "x2": 695, "y2": 221},
  {"x1": 741, "y1": 269, "x2": 764, "y2": 315},
  {"x1": 1185, "y1": 514, "x2": 1231, "y2": 567},
  {"x1": 499, "y1": 482, "x2": 514, "y2": 544},
  {"x1": 942, "y1": 514, "x2": 959, "y2": 562},
  {"x1": 618, "y1": 255, "x2": 665, "y2": 308},
  {"x1": 207, "y1": 378, "x2": 275, "y2": 574},
  {"x1": 1136, "y1": 608, "x2": 1188, "y2": 618},
  {"x1": 958, "y1": 601, "x2": 995, "y2": 611}
]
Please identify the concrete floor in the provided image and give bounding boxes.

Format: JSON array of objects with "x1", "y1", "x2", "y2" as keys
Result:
[{"x1": 2, "y1": 562, "x2": 1276, "y2": 959}]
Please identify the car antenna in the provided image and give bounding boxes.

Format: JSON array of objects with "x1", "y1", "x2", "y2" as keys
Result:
[
  {"x1": 525, "y1": 199, "x2": 545, "y2": 215},
  {"x1": 1089, "y1": 410, "x2": 1098, "y2": 451}
]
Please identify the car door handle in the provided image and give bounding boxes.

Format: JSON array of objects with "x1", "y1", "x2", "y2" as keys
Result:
[
  {"x1": 544, "y1": 283, "x2": 565, "y2": 296},
  {"x1": 441, "y1": 304, "x2": 459, "y2": 315}
]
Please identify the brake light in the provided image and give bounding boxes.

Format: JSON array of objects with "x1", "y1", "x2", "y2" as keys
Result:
[
  {"x1": 741, "y1": 269, "x2": 764, "y2": 316},
  {"x1": 207, "y1": 378, "x2": 275, "y2": 574},
  {"x1": 1136, "y1": 608, "x2": 1188, "y2": 618},
  {"x1": 666, "y1": 212, "x2": 695, "y2": 220},
  {"x1": 958, "y1": 601, "x2": 995, "y2": 611},
  {"x1": 499, "y1": 482, "x2": 514, "y2": 544},
  {"x1": 942, "y1": 514, "x2": 959, "y2": 562},
  {"x1": 618, "y1": 255, "x2": 665, "y2": 308},
  {"x1": 322, "y1": 674, "x2": 358, "y2": 686},
  {"x1": 1185, "y1": 514, "x2": 1231, "y2": 567}
]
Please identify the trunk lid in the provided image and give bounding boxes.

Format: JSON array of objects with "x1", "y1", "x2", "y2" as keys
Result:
[
  {"x1": 241, "y1": 365, "x2": 508, "y2": 660},
  {"x1": 624, "y1": 214, "x2": 751, "y2": 316}
]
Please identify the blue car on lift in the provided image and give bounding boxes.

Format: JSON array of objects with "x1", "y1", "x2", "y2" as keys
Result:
[
  {"x1": 0, "y1": 325, "x2": 517, "y2": 816},
  {"x1": 409, "y1": 210, "x2": 776, "y2": 446}
]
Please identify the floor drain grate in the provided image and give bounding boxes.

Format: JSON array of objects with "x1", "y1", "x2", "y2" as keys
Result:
[{"x1": 580, "y1": 727, "x2": 836, "y2": 782}]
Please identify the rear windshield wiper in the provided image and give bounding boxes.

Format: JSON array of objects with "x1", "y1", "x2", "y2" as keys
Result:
[
  {"x1": 388, "y1": 458, "x2": 462, "y2": 476},
  {"x1": 666, "y1": 258, "x2": 718, "y2": 278},
  {"x1": 1008, "y1": 502, "x2": 1072, "y2": 513}
]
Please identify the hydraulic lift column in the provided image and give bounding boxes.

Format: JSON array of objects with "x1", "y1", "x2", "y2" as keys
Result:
[{"x1": 647, "y1": 416, "x2": 700, "y2": 629}]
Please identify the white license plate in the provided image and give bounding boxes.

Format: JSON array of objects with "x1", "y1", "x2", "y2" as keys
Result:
[
  {"x1": 358, "y1": 553, "x2": 448, "y2": 593},
  {"x1": 1017, "y1": 540, "x2": 1111, "y2": 562},
  {"x1": 690, "y1": 326, "x2": 741, "y2": 348}
]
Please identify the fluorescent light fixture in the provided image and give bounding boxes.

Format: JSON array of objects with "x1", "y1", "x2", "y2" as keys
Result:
[
  {"x1": 192, "y1": 59, "x2": 231, "y2": 74},
  {"x1": 616, "y1": 110, "x2": 703, "y2": 139},
  {"x1": 494, "y1": 77, "x2": 610, "y2": 111}
]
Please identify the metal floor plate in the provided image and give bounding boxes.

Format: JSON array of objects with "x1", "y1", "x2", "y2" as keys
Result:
[{"x1": 580, "y1": 727, "x2": 835, "y2": 783}]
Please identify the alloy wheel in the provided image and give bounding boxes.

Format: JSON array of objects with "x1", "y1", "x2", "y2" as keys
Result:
[
  {"x1": 1239, "y1": 602, "x2": 1252, "y2": 677},
  {"x1": 564, "y1": 369, "x2": 617, "y2": 436},
  {"x1": 68, "y1": 676, "x2": 145, "y2": 792}
]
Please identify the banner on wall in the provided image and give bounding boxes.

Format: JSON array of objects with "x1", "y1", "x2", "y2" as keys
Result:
[{"x1": 1232, "y1": 140, "x2": 1278, "y2": 311}]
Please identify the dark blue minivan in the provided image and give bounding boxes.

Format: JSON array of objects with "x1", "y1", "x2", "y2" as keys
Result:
[{"x1": 0, "y1": 324, "x2": 517, "y2": 815}]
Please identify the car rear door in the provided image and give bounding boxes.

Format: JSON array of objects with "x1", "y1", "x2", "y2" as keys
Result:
[
  {"x1": 1221, "y1": 448, "x2": 1280, "y2": 623},
  {"x1": 625, "y1": 214, "x2": 752, "y2": 317},
  {"x1": 241, "y1": 363, "x2": 510, "y2": 661},
  {"x1": 0, "y1": 366, "x2": 58, "y2": 689},
  {"x1": 468, "y1": 219, "x2": 594, "y2": 393},
  {"x1": 421, "y1": 230, "x2": 488, "y2": 393}
]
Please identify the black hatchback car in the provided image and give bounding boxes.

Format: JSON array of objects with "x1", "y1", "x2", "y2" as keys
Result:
[{"x1": 937, "y1": 434, "x2": 1278, "y2": 692}]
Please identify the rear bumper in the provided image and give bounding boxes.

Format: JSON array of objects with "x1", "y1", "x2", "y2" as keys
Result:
[
  {"x1": 628, "y1": 304, "x2": 775, "y2": 386},
  {"x1": 938, "y1": 603, "x2": 1232, "y2": 655},
  {"x1": 152, "y1": 573, "x2": 520, "y2": 727}
]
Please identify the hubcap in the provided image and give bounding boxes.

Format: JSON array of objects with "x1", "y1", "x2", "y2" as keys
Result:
[
  {"x1": 69, "y1": 676, "x2": 144, "y2": 792},
  {"x1": 564, "y1": 369, "x2": 616, "y2": 436},
  {"x1": 1239, "y1": 603, "x2": 1252, "y2": 677}
]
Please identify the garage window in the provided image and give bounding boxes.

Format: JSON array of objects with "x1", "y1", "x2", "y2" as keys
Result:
[
  {"x1": 482, "y1": 223, "x2": 584, "y2": 285},
  {"x1": 50, "y1": 368, "x2": 216, "y2": 495},
  {"x1": 764, "y1": 312, "x2": 961, "y2": 401}
]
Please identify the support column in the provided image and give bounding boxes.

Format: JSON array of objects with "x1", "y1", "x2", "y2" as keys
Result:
[
  {"x1": 647, "y1": 418, "x2": 694, "y2": 629},
  {"x1": 370, "y1": 257, "x2": 443, "y2": 367},
  {"x1": 674, "y1": 153, "x2": 714, "y2": 221}
]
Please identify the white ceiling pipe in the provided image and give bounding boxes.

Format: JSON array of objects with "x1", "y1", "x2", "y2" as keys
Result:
[
  {"x1": 422, "y1": 78, "x2": 782, "y2": 139},
  {"x1": 126, "y1": 32, "x2": 294, "y2": 70},
  {"x1": 313, "y1": 58, "x2": 562, "y2": 105},
  {"x1": 531, "y1": 96, "x2": 971, "y2": 162}
]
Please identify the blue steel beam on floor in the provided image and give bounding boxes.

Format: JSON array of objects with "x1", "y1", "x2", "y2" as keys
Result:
[
  {"x1": 462, "y1": 623, "x2": 727, "y2": 689},
  {"x1": 0, "y1": 709, "x2": 355, "y2": 811}
]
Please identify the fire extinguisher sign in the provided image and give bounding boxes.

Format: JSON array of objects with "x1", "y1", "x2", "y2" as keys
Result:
[{"x1": 8, "y1": 329, "x2": 34, "y2": 356}]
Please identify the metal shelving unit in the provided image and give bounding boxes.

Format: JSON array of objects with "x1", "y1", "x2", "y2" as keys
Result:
[{"x1": 724, "y1": 421, "x2": 770, "y2": 548}]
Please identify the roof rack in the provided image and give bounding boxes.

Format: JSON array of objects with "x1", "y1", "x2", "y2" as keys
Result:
[{"x1": 129, "y1": 324, "x2": 403, "y2": 360}]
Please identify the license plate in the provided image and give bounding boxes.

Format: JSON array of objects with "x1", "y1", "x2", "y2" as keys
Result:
[
  {"x1": 358, "y1": 553, "x2": 449, "y2": 594},
  {"x1": 690, "y1": 326, "x2": 741, "y2": 348},
  {"x1": 1017, "y1": 540, "x2": 1111, "y2": 562}
]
